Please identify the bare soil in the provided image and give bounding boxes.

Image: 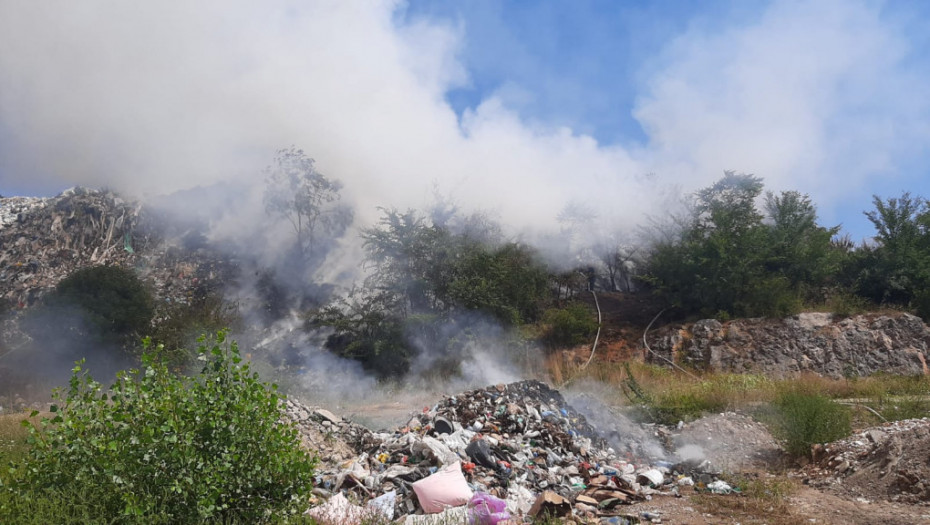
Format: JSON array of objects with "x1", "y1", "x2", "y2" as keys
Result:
[{"x1": 644, "y1": 413, "x2": 930, "y2": 524}]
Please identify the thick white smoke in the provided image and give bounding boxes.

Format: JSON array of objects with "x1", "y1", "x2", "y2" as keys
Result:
[{"x1": 3, "y1": 1, "x2": 926, "y2": 236}]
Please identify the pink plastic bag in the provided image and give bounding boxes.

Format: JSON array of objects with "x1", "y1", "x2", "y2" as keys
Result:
[
  {"x1": 412, "y1": 461, "x2": 474, "y2": 513},
  {"x1": 467, "y1": 492, "x2": 510, "y2": 525}
]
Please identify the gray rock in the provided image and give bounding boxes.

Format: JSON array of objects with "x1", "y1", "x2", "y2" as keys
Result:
[
  {"x1": 648, "y1": 313, "x2": 930, "y2": 378},
  {"x1": 314, "y1": 408, "x2": 342, "y2": 425}
]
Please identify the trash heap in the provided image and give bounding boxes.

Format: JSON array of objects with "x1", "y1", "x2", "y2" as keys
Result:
[{"x1": 293, "y1": 380, "x2": 711, "y2": 523}]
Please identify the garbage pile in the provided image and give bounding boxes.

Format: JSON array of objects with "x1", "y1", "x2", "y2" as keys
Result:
[
  {"x1": 0, "y1": 188, "x2": 141, "y2": 308},
  {"x1": 290, "y1": 380, "x2": 717, "y2": 523},
  {"x1": 0, "y1": 187, "x2": 234, "y2": 310}
]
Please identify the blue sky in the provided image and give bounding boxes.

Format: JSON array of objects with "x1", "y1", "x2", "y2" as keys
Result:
[
  {"x1": 402, "y1": 0, "x2": 755, "y2": 145},
  {"x1": 2, "y1": 0, "x2": 930, "y2": 241},
  {"x1": 397, "y1": 0, "x2": 930, "y2": 239}
]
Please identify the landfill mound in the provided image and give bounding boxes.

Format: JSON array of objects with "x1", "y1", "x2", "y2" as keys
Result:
[
  {"x1": 286, "y1": 380, "x2": 729, "y2": 522},
  {"x1": 0, "y1": 187, "x2": 234, "y2": 310},
  {"x1": 804, "y1": 418, "x2": 930, "y2": 504}
]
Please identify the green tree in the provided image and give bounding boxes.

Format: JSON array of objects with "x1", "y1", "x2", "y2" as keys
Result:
[
  {"x1": 855, "y1": 192, "x2": 930, "y2": 309},
  {"x1": 642, "y1": 173, "x2": 841, "y2": 318},
  {"x1": 644, "y1": 172, "x2": 773, "y2": 316},
  {"x1": 316, "y1": 208, "x2": 553, "y2": 376},
  {"x1": 47, "y1": 265, "x2": 154, "y2": 342},
  {"x1": 763, "y1": 191, "x2": 843, "y2": 302},
  {"x1": 310, "y1": 289, "x2": 412, "y2": 378},
  {"x1": 360, "y1": 208, "x2": 451, "y2": 315},
  {"x1": 264, "y1": 147, "x2": 352, "y2": 262}
]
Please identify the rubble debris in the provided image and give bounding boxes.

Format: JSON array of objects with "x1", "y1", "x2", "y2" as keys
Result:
[
  {"x1": 282, "y1": 398, "x2": 372, "y2": 471},
  {"x1": 283, "y1": 380, "x2": 728, "y2": 521},
  {"x1": 804, "y1": 417, "x2": 930, "y2": 504},
  {"x1": 672, "y1": 412, "x2": 786, "y2": 473}
]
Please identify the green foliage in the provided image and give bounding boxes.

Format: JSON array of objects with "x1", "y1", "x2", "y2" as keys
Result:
[
  {"x1": 541, "y1": 302, "x2": 598, "y2": 347},
  {"x1": 822, "y1": 291, "x2": 869, "y2": 318},
  {"x1": 360, "y1": 208, "x2": 549, "y2": 322},
  {"x1": 45, "y1": 265, "x2": 155, "y2": 343},
  {"x1": 148, "y1": 288, "x2": 241, "y2": 371},
  {"x1": 264, "y1": 147, "x2": 352, "y2": 263},
  {"x1": 447, "y1": 242, "x2": 549, "y2": 324},
  {"x1": 769, "y1": 391, "x2": 851, "y2": 458},
  {"x1": 311, "y1": 290, "x2": 412, "y2": 378},
  {"x1": 315, "y1": 208, "x2": 552, "y2": 377},
  {"x1": 642, "y1": 173, "x2": 844, "y2": 318},
  {"x1": 3, "y1": 332, "x2": 316, "y2": 523},
  {"x1": 853, "y1": 192, "x2": 930, "y2": 317}
]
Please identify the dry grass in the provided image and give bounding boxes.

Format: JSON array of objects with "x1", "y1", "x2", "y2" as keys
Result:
[
  {"x1": 548, "y1": 357, "x2": 930, "y2": 425},
  {"x1": 0, "y1": 411, "x2": 41, "y2": 463},
  {"x1": 693, "y1": 474, "x2": 798, "y2": 525}
]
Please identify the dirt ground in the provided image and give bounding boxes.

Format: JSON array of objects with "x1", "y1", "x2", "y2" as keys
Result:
[
  {"x1": 638, "y1": 414, "x2": 930, "y2": 524},
  {"x1": 640, "y1": 485, "x2": 930, "y2": 524}
]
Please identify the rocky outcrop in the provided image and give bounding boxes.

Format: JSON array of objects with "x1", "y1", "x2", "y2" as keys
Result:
[{"x1": 647, "y1": 312, "x2": 930, "y2": 378}]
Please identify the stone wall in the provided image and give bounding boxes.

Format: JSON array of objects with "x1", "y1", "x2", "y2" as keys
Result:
[{"x1": 647, "y1": 312, "x2": 930, "y2": 378}]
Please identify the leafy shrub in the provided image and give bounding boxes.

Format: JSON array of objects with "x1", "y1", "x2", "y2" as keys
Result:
[
  {"x1": 47, "y1": 265, "x2": 154, "y2": 341},
  {"x1": 3, "y1": 332, "x2": 316, "y2": 523},
  {"x1": 149, "y1": 290, "x2": 241, "y2": 371},
  {"x1": 770, "y1": 391, "x2": 851, "y2": 458},
  {"x1": 824, "y1": 291, "x2": 869, "y2": 318},
  {"x1": 541, "y1": 303, "x2": 598, "y2": 347},
  {"x1": 913, "y1": 289, "x2": 930, "y2": 323}
]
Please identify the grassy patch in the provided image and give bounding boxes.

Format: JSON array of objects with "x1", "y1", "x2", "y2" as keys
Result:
[
  {"x1": 694, "y1": 474, "x2": 797, "y2": 525},
  {"x1": 757, "y1": 391, "x2": 851, "y2": 459}
]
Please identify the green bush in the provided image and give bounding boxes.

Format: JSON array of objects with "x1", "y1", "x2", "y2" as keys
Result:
[
  {"x1": 149, "y1": 290, "x2": 241, "y2": 371},
  {"x1": 2, "y1": 332, "x2": 316, "y2": 523},
  {"x1": 48, "y1": 265, "x2": 155, "y2": 341},
  {"x1": 770, "y1": 391, "x2": 851, "y2": 458},
  {"x1": 541, "y1": 302, "x2": 598, "y2": 347}
]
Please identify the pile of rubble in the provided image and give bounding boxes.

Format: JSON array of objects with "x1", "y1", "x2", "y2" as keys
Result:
[
  {"x1": 0, "y1": 187, "x2": 234, "y2": 310},
  {"x1": 0, "y1": 188, "x2": 141, "y2": 308},
  {"x1": 0, "y1": 196, "x2": 49, "y2": 230},
  {"x1": 804, "y1": 418, "x2": 930, "y2": 504},
  {"x1": 286, "y1": 380, "x2": 726, "y2": 523}
]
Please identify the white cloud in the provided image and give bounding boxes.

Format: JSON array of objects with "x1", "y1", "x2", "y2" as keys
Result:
[{"x1": 634, "y1": 0, "x2": 930, "y2": 206}]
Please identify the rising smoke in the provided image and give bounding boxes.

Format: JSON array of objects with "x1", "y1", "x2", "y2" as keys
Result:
[{"x1": 3, "y1": 0, "x2": 930, "y2": 420}]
